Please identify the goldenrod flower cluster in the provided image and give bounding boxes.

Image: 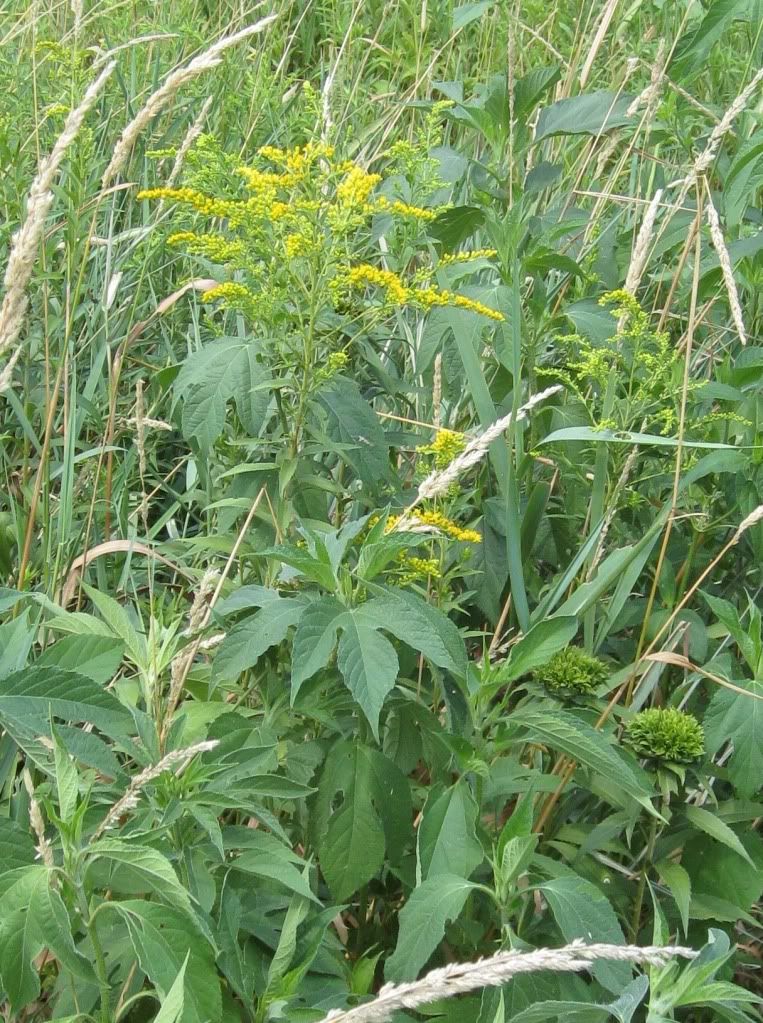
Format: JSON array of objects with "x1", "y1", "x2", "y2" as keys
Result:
[
  {"x1": 440, "y1": 249, "x2": 497, "y2": 265},
  {"x1": 202, "y1": 281, "x2": 260, "y2": 317},
  {"x1": 337, "y1": 165, "x2": 382, "y2": 206},
  {"x1": 372, "y1": 195, "x2": 438, "y2": 221},
  {"x1": 345, "y1": 266, "x2": 504, "y2": 321},
  {"x1": 396, "y1": 554, "x2": 442, "y2": 584},
  {"x1": 168, "y1": 231, "x2": 246, "y2": 263},
  {"x1": 387, "y1": 509, "x2": 481, "y2": 544},
  {"x1": 417, "y1": 429, "x2": 466, "y2": 469}
]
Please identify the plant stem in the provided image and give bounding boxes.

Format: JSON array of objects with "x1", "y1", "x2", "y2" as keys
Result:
[{"x1": 630, "y1": 810, "x2": 659, "y2": 942}]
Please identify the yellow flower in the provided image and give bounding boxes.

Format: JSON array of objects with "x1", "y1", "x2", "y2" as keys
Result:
[
  {"x1": 337, "y1": 165, "x2": 382, "y2": 206},
  {"x1": 202, "y1": 281, "x2": 259, "y2": 316},
  {"x1": 397, "y1": 554, "x2": 442, "y2": 583},
  {"x1": 440, "y1": 248, "x2": 497, "y2": 265},
  {"x1": 167, "y1": 231, "x2": 246, "y2": 263},
  {"x1": 386, "y1": 509, "x2": 481, "y2": 543},
  {"x1": 417, "y1": 429, "x2": 466, "y2": 468},
  {"x1": 136, "y1": 186, "x2": 246, "y2": 222},
  {"x1": 371, "y1": 195, "x2": 438, "y2": 221},
  {"x1": 238, "y1": 167, "x2": 292, "y2": 191},
  {"x1": 346, "y1": 264, "x2": 408, "y2": 305},
  {"x1": 284, "y1": 231, "x2": 316, "y2": 258},
  {"x1": 412, "y1": 286, "x2": 504, "y2": 321}
]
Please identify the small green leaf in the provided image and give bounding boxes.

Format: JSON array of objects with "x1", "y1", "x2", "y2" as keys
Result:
[
  {"x1": 490, "y1": 616, "x2": 578, "y2": 687},
  {"x1": 656, "y1": 860, "x2": 691, "y2": 936},
  {"x1": 336, "y1": 615, "x2": 398, "y2": 738},
  {"x1": 417, "y1": 781, "x2": 484, "y2": 882},
  {"x1": 214, "y1": 597, "x2": 305, "y2": 680},
  {"x1": 684, "y1": 805, "x2": 754, "y2": 866},
  {"x1": 385, "y1": 875, "x2": 480, "y2": 982},
  {"x1": 535, "y1": 90, "x2": 634, "y2": 141}
]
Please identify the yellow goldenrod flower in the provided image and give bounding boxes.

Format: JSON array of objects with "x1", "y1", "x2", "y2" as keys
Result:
[
  {"x1": 412, "y1": 286, "x2": 504, "y2": 321},
  {"x1": 337, "y1": 165, "x2": 382, "y2": 206},
  {"x1": 346, "y1": 264, "x2": 408, "y2": 305},
  {"x1": 167, "y1": 231, "x2": 246, "y2": 263},
  {"x1": 397, "y1": 554, "x2": 442, "y2": 584},
  {"x1": 136, "y1": 187, "x2": 245, "y2": 222},
  {"x1": 238, "y1": 167, "x2": 293, "y2": 191},
  {"x1": 386, "y1": 509, "x2": 481, "y2": 543},
  {"x1": 440, "y1": 248, "x2": 497, "y2": 265},
  {"x1": 202, "y1": 282, "x2": 259, "y2": 315},
  {"x1": 417, "y1": 429, "x2": 466, "y2": 468},
  {"x1": 371, "y1": 195, "x2": 438, "y2": 221},
  {"x1": 257, "y1": 145, "x2": 287, "y2": 163}
]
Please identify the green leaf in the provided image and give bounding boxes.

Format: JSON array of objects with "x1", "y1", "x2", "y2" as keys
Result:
[
  {"x1": 290, "y1": 596, "x2": 345, "y2": 700},
  {"x1": 257, "y1": 543, "x2": 338, "y2": 591},
  {"x1": 152, "y1": 952, "x2": 189, "y2": 1023},
  {"x1": 36, "y1": 634, "x2": 125, "y2": 684},
  {"x1": 535, "y1": 91, "x2": 634, "y2": 141},
  {"x1": 52, "y1": 722, "x2": 79, "y2": 823},
  {"x1": 0, "y1": 818, "x2": 36, "y2": 873},
  {"x1": 541, "y1": 427, "x2": 733, "y2": 450},
  {"x1": 542, "y1": 876, "x2": 629, "y2": 994},
  {"x1": 683, "y1": 805, "x2": 754, "y2": 866},
  {"x1": 108, "y1": 902, "x2": 220, "y2": 1023},
  {"x1": 86, "y1": 839, "x2": 198, "y2": 922},
  {"x1": 231, "y1": 851, "x2": 319, "y2": 903},
  {"x1": 490, "y1": 616, "x2": 578, "y2": 687},
  {"x1": 0, "y1": 667, "x2": 130, "y2": 734},
  {"x1": 317, "y1": 377, "x2": 392, "y2": 490},
  {"x1": 213, "y1": 597, "x2": 305, "y2": 680},
  {"x1": 175, "y1": 336, "x2": 268, "y2": 452},
  {"x1": 417, "y1": 781, "x2": 484, "y2": 882},
  {"x1": 337, "y1": 614, "x2": 398, "y2": 738},
  {"x1": 321, "y1": 786, "x2": 385, "y2": 902},
  {"x1": 385, "y1": 875, "x2": 480, "y2": 982},
  {"x1": 365, "y1": 589, "x2": 468, "y2": 679},
  {"x1": 507, "y1": 706, "x2": 652, "y2": 803},
  {"x1": 83, "y1": 584, "x2": 146, "y2": 665},
  {"x1": 703, "y1": 676, "x2": 763, "y2": 799},
  {"x1": 452, "y1": 0, "x2": 493, "y2": 30},
  {"x1": 670, "y1": 0, "x2": 752, "y2": 80},
  {"x1": 656, "y1": 860, "x2": 691, "y2": 936}
]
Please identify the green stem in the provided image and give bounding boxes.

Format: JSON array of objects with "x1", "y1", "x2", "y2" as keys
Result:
[
  {"x1": 79, "y1": 891, "x2": 111, "y2": 1023},
  {"x1": 630, "y1": 810, "x2": 659, "y2": 942}
]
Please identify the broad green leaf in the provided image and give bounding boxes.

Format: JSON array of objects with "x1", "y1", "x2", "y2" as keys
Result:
[
  {"x1": 683, "y1": 805, "x2": 754, "y2": 866},
  {"x1": 315, "y1": 741, "x2": 411, "y2": 900},
  {"x1": 317, "y1": 377, "x2": 392, "y2": 490},
  {"x1": 336, "y1": 615, "x2": 398, "y2": 738},
  {"x1": 213, "y1": 597, "x2": 305, "y2": 680},
  {"x1": 152, "y1": 952, "x2": 189, "y2": 1023},
  {"x1": 52, "y1": 723, "x2": 79, "y2": 823},
  {"x1": 107, "y1": 902, "x2": 220, "y2": 1023},
  {"x1": 231, "y1": 851, "x2": 319, "y2": 903},
  {"x1": 703, "y1": 675, "x2": 763, "y2": 799},
  {"x1": 542, "y1": 876, "x2": 629, "y2": 993},
  {"x1": 684, "y1": 831, "x2": 763, "y2": 919},
  {"x1": 0, "y1": 667, "x2": 130, "y2": 734},
  {"x1": 656, "y1": 860, "x2": 691, "y2": 936},
  {"x1": 670, "y1": 0, "x2": 753, "y2": 80},
  {"x1": 490, "y1": 616, "x2": 578, "y2": 686},
  {"x1": 256, "y1": 544, "x2": 338, "y2": 591},
  {"x1": 507, "y1": 706, "x2": 652, "y2": 803},
  {"x1": 417, "y1": 781, "x2": 484, "y2": 882},
  {"x1": 535, "y1": 91, "x2": 633, "y2": 142},
  {"x1": 0, "y1": 612, "x2": 34, "y2": 679},
  {"x1": 452, "y1": 1, "x2": 493, "y2": 30},
  {"x1": 365, "y1": 589, "x2": 468, "y2": 678},
  {"x1": 498, "y1": 835, "x2": 537, "y2": 891},
  {"x1": 290, "y1": 596, "x2": 345, "y2": 700},
  {"x1": 385, "y1": 875, "x2": 480, "y2": 982},
  {"x1": 86, "y1": 839, "x2": 198, "y2": 922},
  {"x1": 36, "y1": 634, "x2": 124, "y2": 685},
  {"x1": 0, "y1": 818, "x2": 36, "y2": 873},
  {"x1": 83, "y1": 584, "x2": 147, "y2": 665}
]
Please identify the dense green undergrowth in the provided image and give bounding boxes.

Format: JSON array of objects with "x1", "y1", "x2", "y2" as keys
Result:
[{"x1": 0, "y1": 1, "x2": 761, "y2": 1021}]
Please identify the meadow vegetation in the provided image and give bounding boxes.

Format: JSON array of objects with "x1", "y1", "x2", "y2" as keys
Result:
[{"x1": 0, "y1": 1, "x2": 761, "y2": 1021}]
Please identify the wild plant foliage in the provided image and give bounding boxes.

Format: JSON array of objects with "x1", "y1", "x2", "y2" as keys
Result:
[{"x1": 0, "y1": 2, "x2": 761, "y2": 1022}]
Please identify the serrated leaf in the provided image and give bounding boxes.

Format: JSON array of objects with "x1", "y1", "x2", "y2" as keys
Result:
[
  {"x1": 0, "y1": 667, "x2": 130, "y2": 735},
  {"x1": 0, "y1": 819, "x2": 36, "y2": 873},
  {"x1": 336, "y1": 615, "x2": 398, "y2": 738},
  {"x1": 214, "y1": 597, "x2": 305, "y2": 680},
  {"x1": 507, "y1": 706, "x2": 652, "y2": 803},
  {"x1": 108, "y1": 902, "x2": 219, "y2": 1023},
  {"x1": 86, "y1": 839, "x2": 198, "y2": 922},
  {"x1": 385, "y1": 875, "x2": 479, "y2": 982},
  {"x1": 153, "y1": 952, "x2": 189, "y2": 1023},
  {"x1": 231, "y1": 851, "x2": 319, "y2": 903},
  {"x1": 36, "y1": 634, "x2": 124, "y2": 685},
  {"x1": 703, "y1": 676, "x2": 763, "y2": 798},
  {"x1": 365, "y1": 589, "x2": 468, "y2": 679},
  {"x1": 542, "y1": 876, "x2": 629, "y2": 994},
  {"x1": 684, "y1": 805, "x2": 754, "y2": 866},
  {"x1": 317, "y1": 377, "x2": 392, "y2": 489},
  {"x1": 290, "y1": 597, "x2": 345, "y2": 700},
  {"x1": 491, "y1": 616, "x2": 578, "y2": 686},
  {"x1": 656, "y1": 860, "x2": 691, "y2": 936},
  {"x1": 83, "y1": 584, "x2": 146, "y2": 665},
  {"x1": 417, "y1": 781, "x2": 484, "y2": 882}
]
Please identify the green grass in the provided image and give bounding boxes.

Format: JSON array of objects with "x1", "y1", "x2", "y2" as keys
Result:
[{"x1": 0, "y1": 1, "x2": 761, "y2": 1021}]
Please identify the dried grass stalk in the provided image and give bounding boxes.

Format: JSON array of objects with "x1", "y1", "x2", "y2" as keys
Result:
[
  {"x1": 0, "y1": 61, "x2": 115, "y2": 390},
  {"x1": 166, "y1": 95, "x2": 214, "y2": 189},
  {"x1": 413, "y1": 386, "x2": 561, "y2": 503},
  {"x1": 319, "y1": 940, "x2": 695, "y2": 1023},
  {"x1": 624, "y1": 188, "x2": 663, "y2": 296},
  {"x1": 102, "y1": 15, "x2": 277, "y2": 190},
  {"x1": 705, "y1": 188, "x2": 747, "y2": 346},
  {"x1": 93, "y1": 740, "x2": 219, "y2": 840}
]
